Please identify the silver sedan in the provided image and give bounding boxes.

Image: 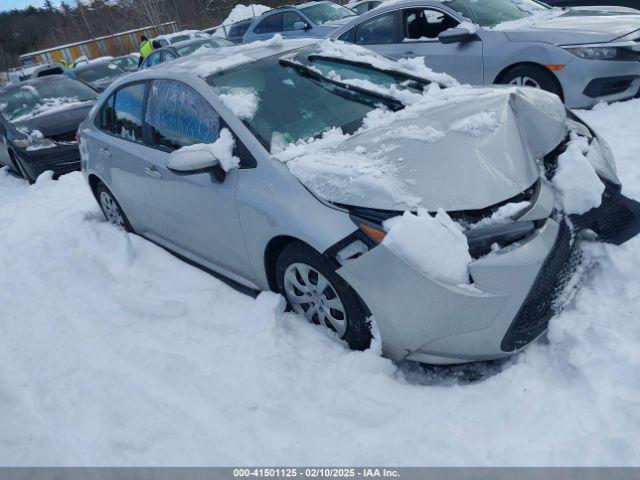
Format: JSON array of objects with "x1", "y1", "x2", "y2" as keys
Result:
[
  {"x1": 79, "y1": 39, "x2": 640, "y2": 364},
  {"x1": 331, "y1": 0, "x2": 640, "y2": 108}
]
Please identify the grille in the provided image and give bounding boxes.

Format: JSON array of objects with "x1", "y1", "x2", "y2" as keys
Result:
[{"x1": 501, "y1": 222, "x2": 580, "y2": 352}]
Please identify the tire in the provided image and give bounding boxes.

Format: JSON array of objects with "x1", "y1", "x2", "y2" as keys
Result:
[
  {"x1": 499, "y1": 65, "x2": 562, "y2": 99},
  {"x1": 95, "y1": 182, "x2": 133, "y2": 232},
  {"x1": 275, "y1": 241, "x2": 372, "y2": 351}
]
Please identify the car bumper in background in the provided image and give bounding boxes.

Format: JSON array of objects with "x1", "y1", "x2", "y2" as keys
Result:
[
  {"x1": 558, "y1": 58, "x2": 640, "y2": 108},
  {"x1": 14, "y1": 144, "x2": 81, "y2": 180}
]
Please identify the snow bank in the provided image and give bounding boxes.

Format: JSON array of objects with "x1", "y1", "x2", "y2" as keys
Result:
[
  {"x1": 215, "y1": 4, "x2": 270, "y2": 37},
  {"x1": 552, "y1": 132, "x2": 605, "y2": 215},
  {"x1": 382, "y1": 209, "x2": 472, "y2": 285},
  {"x1": 1, "y1": 99, "x2": 640, "y2": 466},
  {"x1": 175, "y1": 128, "x2": 240, "y2": 172}
]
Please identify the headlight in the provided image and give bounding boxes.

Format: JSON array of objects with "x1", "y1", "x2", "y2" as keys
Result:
[
  {"x1": 465, "y1": 221, "x2": 536, "y2": 258},
  {"x1": 14, "y1": 137, "x2": 58, "y2": 151},
  {"x1": 564, "y1": 45, "x2": 640, "y2": 61}
]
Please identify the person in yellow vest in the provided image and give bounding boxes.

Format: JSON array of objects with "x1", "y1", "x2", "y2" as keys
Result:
[
  {"x1": 56, "y1": 58, "x2": 71, "y2": 69},
  {"x1": 138, "y1": 35, "x2": 153, "y2": 67}
]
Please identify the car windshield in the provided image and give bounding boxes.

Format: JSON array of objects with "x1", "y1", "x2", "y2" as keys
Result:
[
  {"x1": 0, "y1": 78, "x2": 96, "y2": 122},
  {"x1": 446, "y1": 0, "x2": 549, "y2": 27},
  {"x1": 207, "y1": 50, "x2": 415, "y2": 151},
  {"x1": 75, "y1": 63, "x2": 123, "y2": 83},
  {"x1": 176, "y1": 38, "x2": 233, "y2": 56},
  {"x1": 112, "y1": 56, "x2": 138, "y2": 71},
  {"x1": 301, "y1": 2, "x2": 356, "y2": 25}
]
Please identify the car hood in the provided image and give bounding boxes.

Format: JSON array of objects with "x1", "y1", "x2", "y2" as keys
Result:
[
  {"x1": 500, "y1": 7, "x2": 640, "y2": 44},
  {"x1": 282, "y1": 87, "x2": 567, "y2": 212},
  {"x1": 14, "y1": 101, "x2": 95, "y2": 138}
]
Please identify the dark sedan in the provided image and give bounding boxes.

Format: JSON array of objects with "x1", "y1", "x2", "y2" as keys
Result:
[
  {"x1": 139, "y1": 37, "x2": 233, "y2": 69},
  {"x1": 65, "y1": 61, "x2": 127, "y2": 92},
  {"x1": 0, "y1": 75, "x2": 98, "y2": 183}
]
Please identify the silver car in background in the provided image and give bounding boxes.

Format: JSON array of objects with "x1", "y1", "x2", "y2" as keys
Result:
[
  {"x1": 331, "y1": 0, "x2": 640, "y2": 108},
  {"x1": 79, "y1": 39, "x2": 640, "y2": 364}
]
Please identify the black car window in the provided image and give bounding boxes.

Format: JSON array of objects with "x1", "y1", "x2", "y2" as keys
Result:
[
  {"x1": 229, "y1": 21, "x2": 251, "y2": 38},
  {"x1": 254, "y1": 13, "x2": 283, "y2": 34},
  {"x1": 113, "y1": 82, "x2": 146, "y2": 142},
  {"x1": 97, "y1": 93, "x2": 115, "y2": 132},
  {"x1": 339, "y1": 27, "x2": 356, "y2": 43},
  {"x1": 283, "y1": 11, "x2": 306, "y2": 31},
  {"x1": 404, "y1": 8, "x2": 459, "y2": 40},
  {"x1": 356, "y1": 12, "x2": 397, "y2": 45},
  {"x1": 145, "y1": 79, "x2": 220, "y2": 151}
]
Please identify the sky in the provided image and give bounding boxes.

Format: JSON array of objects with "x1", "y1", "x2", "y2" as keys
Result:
[{"x1": 1, "y1": 0, "x2": 57, "y2": 11}]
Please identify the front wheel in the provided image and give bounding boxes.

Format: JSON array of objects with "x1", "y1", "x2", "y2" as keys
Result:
[
  {"x1": 499, "y1": 65, "x2": 563, "y2": 99},
  {"x1": 276, "y1": 242, "x2": 372, "y2": 351}
]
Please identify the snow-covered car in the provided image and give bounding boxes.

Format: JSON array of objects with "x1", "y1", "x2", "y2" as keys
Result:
[
  {"x1": 331, "y1": 0, "x2": 640, "y2": 108},
  {"x1": 64, "y1": 61, "x2": 127, "y2": 92},
  {"x1": 242, "y1": 2, "x2": 358, "y2": 43},
  {"x1": 154, "y1": 30, "x2": 209, "y2": 47},
  {"x1": 78, "y1": 38, "x2": 640, "y2": 364},
  {"x1": 111, "y1": 54, "x2": 140, "y2": 72},
  {"x1": 0, "y1": 75, "x2": 98, "y2": 183},
  {"x1": 139, "y1": 37, "x2": 234, "y2": 70}
]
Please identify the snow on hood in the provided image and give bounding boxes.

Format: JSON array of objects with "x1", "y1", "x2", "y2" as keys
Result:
[
  {"x1": 275, "y1": 86, "x2": 567, "y2": 212},
  {"x1": 497, "y1": 7, "x2": 640, "y2": 43}
]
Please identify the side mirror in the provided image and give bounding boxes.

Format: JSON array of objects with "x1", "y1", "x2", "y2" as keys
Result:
[
  {"x1": 438, "y1": 26, "x2": 476, "y2": 44},
  {"x1": 167, "y1": 146, "x2": 220, "y2": 173},
  {"x1": 293, "y1": 21, "x2": 310, "y2": 31}
]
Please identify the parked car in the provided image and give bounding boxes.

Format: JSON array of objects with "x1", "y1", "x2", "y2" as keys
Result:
[
  {"x1": 79, "y1": 39, "x2": 640, "y2": 364},
  {"x1": 64, "y1": 61, "x2": 127, "y2": 92},
  {"x1": 331, "y1": 0, "x2": 640, "y2": 108},
  {"x1": 242, "y1": 1, "x2": 358, "y2": 42},
  {"x1": 545, "y1": 1, "x2": 638, "y2": 8},
  {"x1": 154, "y1": 30, "x2": 209, "y2": 47},
  {"x1": 8, "y1": 62, "x2": 66, "y2": 84},
  {"x1": 205, "y1": 19, "x2": 254, "y2": 43},
  {"x1": 0, "y1": 75, "x2": 98, "y2": 182},
  {"x1": 139, "y1": 37, "x2": 234, "y2": 70},
  {"x1": 347, "y1": 0, "x2": 382, "y2": 15},
  {"x1": 111, "y1": 54, "x2": 140, "y2": 72}
]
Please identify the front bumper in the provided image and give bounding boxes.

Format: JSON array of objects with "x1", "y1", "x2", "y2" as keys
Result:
[
  {"x1": 557, "y1": 57, "x2": 640, "y2": 108},
  {"x1": 13, "y1": 144, "x2": 81, "y2": 180},
  {"x1": 337, "y1": 190, "x2": 640, "y2": 364}
]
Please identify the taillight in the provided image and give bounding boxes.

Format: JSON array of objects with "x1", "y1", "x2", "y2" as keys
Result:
[{"x1": 74, "y1": 134, "x2": 81, "y2": 143}]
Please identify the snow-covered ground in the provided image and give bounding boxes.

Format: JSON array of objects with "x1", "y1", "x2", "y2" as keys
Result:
[{"x1": 1, "y1": 100, "x2": 640, "y2": 466}]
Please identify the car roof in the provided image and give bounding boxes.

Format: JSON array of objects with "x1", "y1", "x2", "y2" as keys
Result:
[
  {"x1": 73, "y1": 60, "x2": 121, "y2": 71},
  {"x1": 0, "y1": 74, "x2": 71, "y2": 93},
  {"x1": 259, "y1": 0, "x2": 328, "y2": 16},
  {"x1": 169, "y1": 37, "x2": 224, "y2": 49}
]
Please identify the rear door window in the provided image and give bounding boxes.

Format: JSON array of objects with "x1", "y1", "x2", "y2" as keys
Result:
[
  {"x1": 113, "y1": 82, "x2": 146, "y2": 142},
  {"x1": 145, "y1": 79, "x2": 220, "y2": 151},
  {"x1": 356, "y1": 12, "x2": 397, "y2": 45}
]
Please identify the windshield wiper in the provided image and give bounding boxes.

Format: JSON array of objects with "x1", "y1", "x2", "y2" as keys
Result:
[{"x1": 278, "y1": 57, "x2": 405, "y2": 111}]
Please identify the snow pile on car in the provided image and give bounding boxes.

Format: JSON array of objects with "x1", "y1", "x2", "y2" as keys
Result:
[
  {"x1": 219, "y1": 87, "x2": 260, "y2": 120},
  {"x1": 382, "y1": 209, "x2": 472, "y2": 285},
  {"x1": 11, "y1": 97, "x2": 92, "y2": 122},
  {"x1": 174, "y1": 128, "x2": 240, "y2": 172},
  {"x1": 213, "y1": 3, "x2": 270, "y2": 37}
]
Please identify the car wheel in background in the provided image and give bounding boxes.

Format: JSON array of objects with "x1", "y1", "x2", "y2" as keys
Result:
[
  {"x1": 95, "y1": 182, "x2": 133, "y2": 232},
  {"x1": 499, "y1": 65, "x2": 563, "y2": 99},
  {"x1": 276, "y1": 241, "x2": 372, "y2": 351}
]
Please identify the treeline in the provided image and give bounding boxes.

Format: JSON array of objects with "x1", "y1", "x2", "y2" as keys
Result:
[{"x1": 0, "y1": 0, "x2": 290, "y2": 71}]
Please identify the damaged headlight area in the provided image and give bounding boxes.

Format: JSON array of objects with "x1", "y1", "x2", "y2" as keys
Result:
[{"x1": 14, "y1": 136, "x2": 58, "y2": 151}]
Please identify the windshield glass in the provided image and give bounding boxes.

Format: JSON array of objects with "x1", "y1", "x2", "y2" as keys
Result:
[
  {"x1": 301, "y1": 2, "x2": 356, "y2": 25},
  {"x1": 446, "y1": 0, "x2": 549, "y2": 27},
  {"x1": 176, "y1": 38, "x2": 233, "y2": 56},
  {"x1": 0, "y1": 78, "x2": 96, "y2": 122},
  {"x1": 207, "y1": 52, "x2": 393, "y2": 151},
  {"x1": 112, "y1": 56, "x2": 138, "y2": 71},
  {"x1": 75, "y1": 63, "x2": 123, "y2": 83}
]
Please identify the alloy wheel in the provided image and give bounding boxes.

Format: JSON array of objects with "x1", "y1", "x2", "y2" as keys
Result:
[
  {"x1": 99, "y1": 190, "x2": 125, "y2": 228},
  {"x1": 508, "y1": 76, "x2": 541, "y2": 89},
  {"x1": 283, "y1": 262, "x2": 347, "y2": 336}
]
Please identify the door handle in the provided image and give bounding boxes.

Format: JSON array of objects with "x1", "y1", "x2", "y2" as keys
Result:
[
  {"x1": 99, "y1": 147, "x2": 111, "y2": 158},
  {"x1": 145, "y1": 166, "x2": 162, "y2": 178}
]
